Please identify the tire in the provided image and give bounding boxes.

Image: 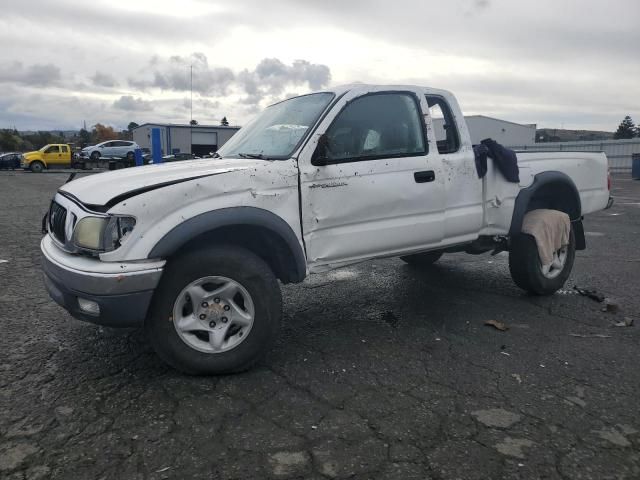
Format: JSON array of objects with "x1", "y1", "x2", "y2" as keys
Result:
[
  {"x1": 400, "y1": 251, "x2": 443, "y2": 266},
  {"x1": 90, "y1": 151, "x2": 100, "y2": 161},
  {"x1": 126, "y1": 151, "x2": 134, "y2": 162},
  {"x1": 30, "y1": 161, "x2": 44, "y2": 173},
  {"x1": 509, "y1": 226, "x2": 575, "y2": 295},
  {"x1": 145, "y1": 245, "x2": 282, "y2": 375}
]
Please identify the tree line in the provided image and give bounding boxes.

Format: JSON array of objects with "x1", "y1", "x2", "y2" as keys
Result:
[
  {"x1": 1, "y1": 116, "x2": 232, "y2": 152},
  {"x1": 0, "y1": 122, "x2": 140, "y2": 152}
]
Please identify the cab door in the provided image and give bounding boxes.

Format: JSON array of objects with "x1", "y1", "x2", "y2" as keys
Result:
[
  {"x1": 42, "y1": 145, "x2": 61, "y2": 165},
  {"x1": 59, "y1": 145, "x2": 71, "y2": 165},
  {"x1": 298, "y1": 88, "x2": 445, "y2": 271},
  {"x1": 426, "y1": 93, "x2": 483, "y2": 242}
]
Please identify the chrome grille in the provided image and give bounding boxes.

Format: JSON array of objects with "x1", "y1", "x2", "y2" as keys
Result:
[{"x1": 49, "y1": 201, "x2": 67, "y2": 244}]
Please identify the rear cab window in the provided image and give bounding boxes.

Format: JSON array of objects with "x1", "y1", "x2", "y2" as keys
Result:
[{"x1": 426, "y1": 95, "x2": 460, "y2": 154}]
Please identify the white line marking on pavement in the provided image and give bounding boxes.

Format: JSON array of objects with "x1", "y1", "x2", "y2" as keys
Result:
[{"x1": 0, "y1": 259, "x2": 8, "y2": 264}]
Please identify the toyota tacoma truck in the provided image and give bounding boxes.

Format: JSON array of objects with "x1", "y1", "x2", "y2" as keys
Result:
[{"x1": 41, "y1": 85, "x2": 612, "y2": 374}]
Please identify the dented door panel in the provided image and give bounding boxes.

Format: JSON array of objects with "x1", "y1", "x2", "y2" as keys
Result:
[
  {"x1": 297, "y1": 86, "x2": 445, "y2": 270},
  {"x1": 424, "y1": 90, "x2": 484, "y2": 243}
]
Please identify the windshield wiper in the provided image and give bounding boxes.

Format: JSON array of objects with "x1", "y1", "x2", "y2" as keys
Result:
[{"x1": 237, "y1": 153, "x2": 266, "y2": 159}]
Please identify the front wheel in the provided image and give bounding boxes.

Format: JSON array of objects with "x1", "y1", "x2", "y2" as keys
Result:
[
  {"x1": 145, "y1": 245, "x2": 282, "y2": 375},
  {"x1": 29, "y1": 161, "x2": 44, "y2": 173},
  {"x1": 90, "y1": 151, "x2": 100, "y2": 161},
  {"x1": 509, "y1": 227, "x2": 575, "y2": 295}
]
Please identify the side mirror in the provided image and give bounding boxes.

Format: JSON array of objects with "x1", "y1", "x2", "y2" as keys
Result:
[{"x1": 311, "y1": 134, "x2": 329, "y2": 166}]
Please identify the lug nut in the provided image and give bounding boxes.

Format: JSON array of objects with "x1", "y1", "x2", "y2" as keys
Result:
[
  {"x1": 201, "y1": 301, "x2": 208, "y2": 308},
  {"x1": 223, "y1": 305, "x2": 230, "y2": 311},
  {"x1": 221, "y1": 317, "x2": 228, "y2": 323},
  {"x1": 209, "y1": 320, "x2": 216, "y2": 328},
  {"x1": 214, "y1": 297, "x2": 220, "y2": 303},
  {"x1": 199, "y1": 314, "x2": 206, "y2": 320}
]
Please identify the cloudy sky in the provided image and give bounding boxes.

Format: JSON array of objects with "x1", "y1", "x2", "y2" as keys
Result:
[{"x1": 1, "y1": 0, "x2": 638, "y2": 131}]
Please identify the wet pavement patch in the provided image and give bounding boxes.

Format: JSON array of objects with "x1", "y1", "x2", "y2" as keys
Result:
[{"x1": 381, "y1": 311, "x2": 399, "y2": 328}]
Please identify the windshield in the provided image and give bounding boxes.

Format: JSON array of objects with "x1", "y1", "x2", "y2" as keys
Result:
[{"x1": 218, "y1": 92, "x2": 334, "y2": 159}]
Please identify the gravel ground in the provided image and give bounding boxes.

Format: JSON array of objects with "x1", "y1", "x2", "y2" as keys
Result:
[{"x1": 0, "y1": 170, "x2": 639, "y2": 480}]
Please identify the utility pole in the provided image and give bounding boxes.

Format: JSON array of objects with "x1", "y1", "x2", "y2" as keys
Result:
[{"x1": 190, "y1": 65, "x2": 193, "y2": 124}]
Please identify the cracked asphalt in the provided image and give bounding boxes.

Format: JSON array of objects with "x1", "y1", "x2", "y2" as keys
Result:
[{"x1": 1, "y1": 171, "x2": 639, "y2": 480}]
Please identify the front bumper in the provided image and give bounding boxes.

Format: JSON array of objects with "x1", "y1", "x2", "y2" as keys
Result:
[{"x1": 41, "y1": 236, "x2": 165, "y2": 327}]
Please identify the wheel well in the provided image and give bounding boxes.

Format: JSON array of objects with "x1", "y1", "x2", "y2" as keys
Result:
[
  {"x1": 170, "y1": 225, "x2": 303, "y2": 284},
  {"x1": 526, "y1": 181, "x2": 581, "y2": 219},
  {"x1": 510, "y1": 172, "x2": 581, "y2": 236}
]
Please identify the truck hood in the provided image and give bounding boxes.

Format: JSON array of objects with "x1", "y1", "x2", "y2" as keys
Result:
[
  {"x1": 23, "y1": 151, "x2": 41, "y2": 159},
  {"x1": 60, "y1": 158, "x2": 268, "y2": 207}
]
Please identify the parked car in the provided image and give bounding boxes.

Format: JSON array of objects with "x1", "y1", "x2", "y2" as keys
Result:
[
  {"x1": 0, "y1": 152, "x2": 22, "y2": 170},
  {"x1": 40, "y1": 84, "x2": 612, "y2": 374},
  {"x1": 80, "y1": 141, "x2": 140, "y2": 161},
  {"x1": 22, "y1": 144, "x2": 73, "y2": 172}
]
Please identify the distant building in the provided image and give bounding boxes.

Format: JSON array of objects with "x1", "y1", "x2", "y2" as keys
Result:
[
  {"x1": 433, "y1": 115, "x2": 537, "y2": 146},
  {"x1": 507, "y1": 138, "x2": 640, "y2": 172},
  {"x1": 132, "y1": 123, "x2": 240, "y2": 156},
  {"x1": 535, "y1": 128, "x2": 613, "y2": 143}
]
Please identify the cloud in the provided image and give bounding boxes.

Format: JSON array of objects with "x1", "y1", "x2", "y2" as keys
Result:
[
  {"x1": 238, "y1": 58, "x2": 331, "y2": 105},
  {"x1": 113, "y1": 95, "x2": 154, "y2": 111},
  {"x1": 0, "y1": 0, "x2": 638, "y2": 131},
  {"x1": 91, "y1": 71, "x2": 118, "y2": 88},
  {"x1": 128, "y1": 52, "x2": 235, "y2": 96},
  {"x1": 127, "y1": 53, "x2": 331, "y2": 107},
  {"x1": 0, "y1": 61, "x2": 61, "y2": 86}
]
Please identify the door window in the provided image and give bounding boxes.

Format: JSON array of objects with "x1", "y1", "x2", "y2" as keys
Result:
[
  {"x1": 322, "y1": 92, "x2": 426, "y2": 163},
  {"x1": 45, "y1": 146, "x2": 60, "y2": 153},
  {"x1": 426, "y1": 95, "x2": 460, "y2": 154},
  {"x1": 61, "y1": 146, "x2": 68, "y2": 153}
]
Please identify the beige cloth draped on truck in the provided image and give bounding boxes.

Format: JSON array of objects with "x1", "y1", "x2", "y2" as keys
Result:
[{"x1": 521, "y1": 209, "x2": 571, "y2": 267}]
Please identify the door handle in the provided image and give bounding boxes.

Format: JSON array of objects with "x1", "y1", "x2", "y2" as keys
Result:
[{"x1": 414, "y1": 170, "x2": 435, "y2": 183}]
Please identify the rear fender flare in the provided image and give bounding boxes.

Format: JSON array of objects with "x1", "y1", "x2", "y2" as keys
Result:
[{"x1": 510, "y1": 171, "x2": 584, "y2": 249}]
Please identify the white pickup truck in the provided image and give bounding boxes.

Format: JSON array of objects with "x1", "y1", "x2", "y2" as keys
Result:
[{"x1": 41, "y1": 84, "x2": 612, "y2": 374}]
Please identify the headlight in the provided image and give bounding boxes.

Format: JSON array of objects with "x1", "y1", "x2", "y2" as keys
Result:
[
  {"x1": 74, "y1": 217, "x2": 107, "y2": 250},
  {"x1": 73, "y1": 216, "x2": 136, "y2": 252}
]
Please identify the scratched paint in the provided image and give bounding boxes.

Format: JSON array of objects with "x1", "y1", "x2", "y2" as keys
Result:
[
  {"x1": 59, "y1": 157, "x2": 303, "y2": 263},
  {"x1": 52, "y1": 84, "x2": 610, "y2": 275}
]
